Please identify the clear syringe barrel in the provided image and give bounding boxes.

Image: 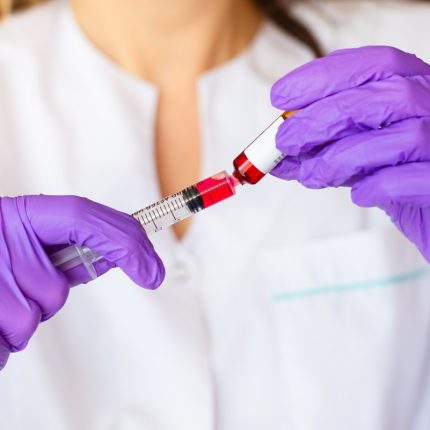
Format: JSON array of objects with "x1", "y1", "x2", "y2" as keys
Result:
[{"x1": 49, "y1": 171, "x2": 238, "y2": 286}]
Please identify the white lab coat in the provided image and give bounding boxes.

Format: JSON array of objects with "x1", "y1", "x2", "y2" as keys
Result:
[{"x1": 1, "y1": 1, "x2": 430, "y2": 429}]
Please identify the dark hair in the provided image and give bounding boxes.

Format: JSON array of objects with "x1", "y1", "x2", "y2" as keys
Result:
[{"x1": 254, "y1": 0, "x2": 323, "y2": 57}]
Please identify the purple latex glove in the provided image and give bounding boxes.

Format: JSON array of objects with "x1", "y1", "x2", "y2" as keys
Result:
[
  {"x1": 0, "y1": 195, "x2": 165, "y2": 370},
  {"x1": 271, "y1": 46, "x2": 430, "y2": 262}
]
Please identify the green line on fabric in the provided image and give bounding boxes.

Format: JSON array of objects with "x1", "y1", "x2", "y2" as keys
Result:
[{"x1": 272, "y1": 268, "x2": 429, "y2": 303}]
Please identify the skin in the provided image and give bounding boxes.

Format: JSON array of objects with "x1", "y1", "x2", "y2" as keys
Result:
[{"x1": 71, "y1": 0, "x2": 263, "y2": 239}]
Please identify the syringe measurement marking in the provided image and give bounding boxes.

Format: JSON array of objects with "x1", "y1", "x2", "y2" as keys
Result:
[
  {"x1": 147, "y1": 209, "x2": 158, "y2": 229},
  {"x1": 174, "y1": 198, "x2": 183, "y2": 210},
  {"x1": 150, "y1": 210, "x2": 158, "y2": 223},
  {"x1": 133, "y1": 208, "x2": 152, "y2": 227},
  {"x1": 161, "y1": 204, "x2": 170, "y2": 217},
  {"x1": 168, "y1": 201, "x2": 178, "y2": 221},
  {"x1": 132, "y1": 192, "x2": 188, "y2": 231},
  {"x1": 141, "y1": 212, "x2": 150, "y2": 225}
]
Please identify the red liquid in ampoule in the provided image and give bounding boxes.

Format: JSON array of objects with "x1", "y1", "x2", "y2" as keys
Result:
[
  {"x1": 232, "y1": 151, "x2": 265, "y2": 185},
  {"x1": 195, "y1": 173, "x2": 237, "y2": 208}
]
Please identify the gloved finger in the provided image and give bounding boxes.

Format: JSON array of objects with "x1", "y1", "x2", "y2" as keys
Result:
[
  {"x1": 15, "y1": 252, "x2": 70, "y2": 322},
  {"x1": 0, "y1": 280, "x2": 41, "y2": 352},
  {"x1": 25, "y1": 196, "x2": 165, "y2": 290},
  {"x1": 291, "y1": 117, "x2": 430, "y2": 188},
  {"x1": 270, "y1": 148, "x2": 319, "y2": 181},
  {"x1": 271, "y1": 46, "x2": 430, "y2": 110},
  {"x1": 0, "y1": 197, "x2": 71, "y2": 320},
  {"x1": 271, "y1": 157, "x2": 301, "y2": 180},
  {"x1": 352, "y1": 162, "x2": 430, "y2": 208},
  {"x1": 0, "y1": 335, "x2": 10, "y2": 370},
  {"x1": 276, "y1": 74, "x2": 430, "y2": 157}
]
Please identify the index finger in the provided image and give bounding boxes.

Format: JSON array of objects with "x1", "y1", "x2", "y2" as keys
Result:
[
  {"x1": 25, "y1": 196, "x2": 165, "y2": 290},
  {"x1": 0, "y1": 335, "x2": 9, "y2": 370},
  {"x1": 271, "y1": 46, "x2": 430, "y2": 110}
]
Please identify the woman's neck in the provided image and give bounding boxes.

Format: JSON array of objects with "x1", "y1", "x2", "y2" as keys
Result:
[{"x1": 71, "y1": 0, "x2": 263, "y2": 85}]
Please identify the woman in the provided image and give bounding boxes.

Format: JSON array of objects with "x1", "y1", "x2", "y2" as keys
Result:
[{"x1": 1, "y1": 0, "x2": 430, "y2": 428}]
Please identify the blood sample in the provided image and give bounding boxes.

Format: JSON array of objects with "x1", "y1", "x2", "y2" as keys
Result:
[
  {"x1": 233, "y1": 111, "x2": 295, "y2": 184},
  {"x1": 195, "y1": 172, "x2": 237, "y2": 208}
]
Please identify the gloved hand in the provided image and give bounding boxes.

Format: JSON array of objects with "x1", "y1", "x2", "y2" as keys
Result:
[
  {"x1": 0, "y1": 195, "x2": 165, "y2": 370},
  {"x1": 271, "y1": 46, "x2": 430, "y2": 262}
]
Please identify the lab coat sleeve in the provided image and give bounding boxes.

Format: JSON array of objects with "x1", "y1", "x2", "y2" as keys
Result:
[{"x1": 291, "y1": 0, "x2": 430, "y2": 63}]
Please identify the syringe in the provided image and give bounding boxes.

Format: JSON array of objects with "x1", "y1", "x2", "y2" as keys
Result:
[
  {"x1": 50, "y1": 171, "x2": 240, "y2": 286},
  {"x1": 50, "y1": 111, "x2": 294, "y2": 286}
]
